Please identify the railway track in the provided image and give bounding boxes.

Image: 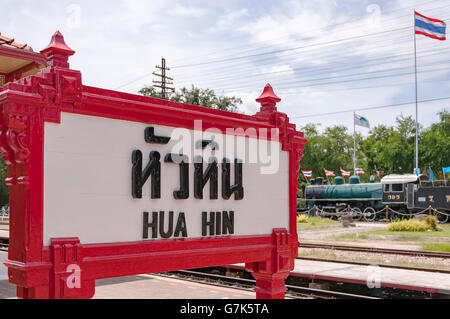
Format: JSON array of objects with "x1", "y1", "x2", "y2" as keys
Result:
[
  {"x1": 296, "y1": 256, "x2": 450, "y2": 274},
  {"x1": 299, "y1": 242, "x2": 450, "y2": 259},
  {"x1": 0, "y1": 238, "x2": 7, "y2": 252},
  {"x1": 160, "y1": 269, "x2": 378, "y2": 299}
]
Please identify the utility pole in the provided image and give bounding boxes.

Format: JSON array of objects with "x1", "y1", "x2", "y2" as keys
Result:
[{"x1": 152, "y1": 57, "x2": 175, "y2": 99}]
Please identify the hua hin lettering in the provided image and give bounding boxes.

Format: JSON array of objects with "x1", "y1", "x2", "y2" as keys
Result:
[{"x1": 132, "y1": 127, "x2": 244, "y2": 240}]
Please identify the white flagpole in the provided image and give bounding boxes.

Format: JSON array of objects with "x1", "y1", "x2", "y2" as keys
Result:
[
  {"x1": 414, "y1": 10, "x2": 419, "y2": 174},
  {"x1": 353, "y1": 112, "x2": 356, "y2": 172}
]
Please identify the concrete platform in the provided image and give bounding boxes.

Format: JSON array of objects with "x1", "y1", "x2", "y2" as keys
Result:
[
  {"x1": 0, "y1": 251, "x2": 254, "y2": 299},
  {"x1": 0, "y1": 230, "x2": 8, "y2": 239},
  {"x1": 230, "y1": 259, "x2": 450, "y2": 295},
  {"x1": 94, "y1": 274, "x2": 255, "y2": 299}
]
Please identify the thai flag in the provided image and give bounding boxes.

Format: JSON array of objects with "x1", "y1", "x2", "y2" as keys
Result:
[
  {"x1": 415, "y1": 11, "x2": 446, "y2": 41},
  {"x1": 340, "y1": 168, "x2": 350, "y2": 177},
  {"x1": 355, "y1": 167, "x2": 365, "y2": 175},
  {"x1": 324, "y1": 169, "x2": 335, "y2": 177},
  {"x1": 302, "y1": 170, "x2": 312, "y2": 178}
]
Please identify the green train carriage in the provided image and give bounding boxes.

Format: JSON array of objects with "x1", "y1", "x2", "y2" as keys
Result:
[{"x1": 301, "y1": 174, "x2": 449, "y2": 223}]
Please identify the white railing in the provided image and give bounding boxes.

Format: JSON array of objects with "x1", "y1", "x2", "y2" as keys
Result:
[
  {"x1": 298, "y1": 204, "x2": 449, "y2": 223},
  {"x1": 0, "y1": 206, "x2": 9, "y2": 222}
]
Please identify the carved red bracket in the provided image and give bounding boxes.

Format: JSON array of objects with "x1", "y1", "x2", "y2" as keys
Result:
[
  {"x1": 49, "y1": 238, "x2": 95, "y2": 299},
  {"x1": 245, "y1": 228, "x2": 295, "y2": 299}
]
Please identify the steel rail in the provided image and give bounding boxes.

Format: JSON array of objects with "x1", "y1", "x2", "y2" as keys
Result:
[
  {"x1": 0, "y1": 238, "x2": 8, "y2": 252},
  {"x1": 296, "y1": 256, "x2": 450, "y2": 274},
  {"x1": 162, "y1": 269, "x2": 378, "y2": 299},
  {"x1": 299, "y1": 242, "x2": 450, "y2": 258}
]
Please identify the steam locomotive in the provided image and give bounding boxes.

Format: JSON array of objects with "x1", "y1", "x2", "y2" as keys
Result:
[{"x1": 302, "y1": 174, "x2": 449, "y2": 223}]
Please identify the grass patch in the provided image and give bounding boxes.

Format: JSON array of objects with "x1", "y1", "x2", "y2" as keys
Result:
[
  {"x1": 368, "y1": 224, "x2": 450, "y2": 239},
  {"x1": 297, "y1": 215, "x2": 338, "y2": 228},
  {"x1": 338, "y1": 233, "x2": 369, "y2": 240},
  {"x1": 421, "y1": 243, "x2": 450, "y2": 252},
  {"x1": 298, "y1": 249, "x2": 449, "y2": 271},
  {"x1": 333, "y1": 224, "x2": 450, "y2": 242}
]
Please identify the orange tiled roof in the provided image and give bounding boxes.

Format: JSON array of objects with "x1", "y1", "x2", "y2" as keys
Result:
[{"x1": 0, "y1": 33, "x2": 34, "y2": 52}]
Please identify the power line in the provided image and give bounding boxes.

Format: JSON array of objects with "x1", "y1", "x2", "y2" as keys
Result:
[
  {"x1": 172, "y1": 30, "x2": 450, "y2": 87},
  {"x1": 168, "y1": 0, "x2": 446, "y2": 65},
  {"x1": 115, "y1": 26, "x2": 411, "y2": 90},
  {"x1": 114, "y1": 3, "x2": 450, "y2": 91},
  {"x1": 290, "y1": 96, "x2": 450, "y2": 119},
  {"x1": 276, "y1": 77, "x2": 450, "y2": 95},
  {"x1": 171, "y1": 26, "x2": 412, "y2": 69},
  {"x1": 219, "y1": 64, "x2": 450, "y2": 92},
  {"x1": 177, "y1": 46, "x2": 450, "y2": 87}
]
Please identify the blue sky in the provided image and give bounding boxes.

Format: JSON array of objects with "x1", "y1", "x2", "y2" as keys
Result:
[{"x1": 1, "y1": 0, "x2": 449, "y2": 133}]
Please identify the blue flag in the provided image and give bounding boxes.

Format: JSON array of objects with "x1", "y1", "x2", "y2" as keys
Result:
[
  {"x1": 429, "y1": 168, "x2": 434, "y2": 181},
  {"x1": 443, "y1": 166, "x2": 450, "y2": 176}
]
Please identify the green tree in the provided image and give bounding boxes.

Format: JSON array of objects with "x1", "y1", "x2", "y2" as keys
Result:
[
  {"x1": 299, "y1": 123, "x2": 370, "y2": 185},
  {"x1": 139, "y1": 85, "x2": 242, "y2": 112},
  {"x1": 362, "y1": 125, "x2": 397, "y2": 176},
  {"x1": 363, "y1": 115, "x2": 421, "y2": 176},
  {"x1": 420, "y1": 111, "x2": 450, "y2": 179},
  {"x1": 0, "y1": 156, "x2": 8, "y2": 207}
]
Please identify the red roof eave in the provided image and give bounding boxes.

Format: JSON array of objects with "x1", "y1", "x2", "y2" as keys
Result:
[{"x1": 0, "y1": 45, "x2": 47, "y2": 67}]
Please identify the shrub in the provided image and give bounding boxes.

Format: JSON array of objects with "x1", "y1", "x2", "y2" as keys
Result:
[
  {"x1": 297, "y1": 214, "x2": 309, "y2": 223},
  {"x1": 387, "y1": 219, "x2": 430, "y2": 232},
  {"x1": 424, "y1": 216, "x2": 439, "y2": 231}
]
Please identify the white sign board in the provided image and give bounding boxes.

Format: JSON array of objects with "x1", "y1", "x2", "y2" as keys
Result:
[{"x1": 43, "y1": 112, "x2": 289, "y2": 245}]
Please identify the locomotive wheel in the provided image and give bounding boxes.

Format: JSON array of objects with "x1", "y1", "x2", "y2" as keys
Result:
[
  {"x1": 335, "y1": 208, "x2": 347, "y2": 220},
  {"x1": 351, "y1": 207, "x2": 362, "y2": 221},
  {"x1": 363, "y1": 207, "x2": 376, "y2": 222},
  {"x1": 436, "y1": 213, "x2": 449, "y2": 224}
]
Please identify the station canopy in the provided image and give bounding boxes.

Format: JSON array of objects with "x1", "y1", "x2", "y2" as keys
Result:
[{"x1": 0, "y1": 32, "x2": 47, "y2": 84}]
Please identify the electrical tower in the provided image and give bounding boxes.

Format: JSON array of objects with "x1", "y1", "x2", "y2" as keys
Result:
[{"x1": 152, "y1": 57, "x2": 175, "y2": 99}]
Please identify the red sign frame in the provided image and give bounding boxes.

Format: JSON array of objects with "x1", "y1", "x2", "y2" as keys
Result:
[{"x1": 0, "y1": 31, "x2": 306, "y2": 299}]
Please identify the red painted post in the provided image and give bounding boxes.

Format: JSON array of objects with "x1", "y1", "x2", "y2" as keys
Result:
[
  {"x1": 347, "y1": 204, "x2": 350, "y2": 215},
  {"x1": 314, "y1": 205, "x2": 316, "y2": 217},
  {"x1": 386, "y1": 205, "x2": 389, "y2": 222},
  {"x1": 429, "y1": 205, "x2": 432, "y2": 216},
  {"x1": 246, "y1": 229, "x2": 293, "y2": 299}
]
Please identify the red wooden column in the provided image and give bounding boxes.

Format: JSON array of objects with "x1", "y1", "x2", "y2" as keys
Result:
[
  {"x1": 246, "y1": 228, "x2": 293, "y2": 299},
  {"x1": 245, "y1": 84, "x2": 305, "y2": 299},
  {"x1": 1, "y1": 31, "x2": 89, "y2": 299}
]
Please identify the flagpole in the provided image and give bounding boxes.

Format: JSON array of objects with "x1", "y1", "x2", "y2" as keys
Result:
[
  {"x1": 324, "y1": 169, "x2": 330, "y2": 185},
  {"x1": 414, "y1": 10, "x2": 419, "y2": 174},
  {"x1": 353, "y1": 112, "x2": 356, "y2": 172}
]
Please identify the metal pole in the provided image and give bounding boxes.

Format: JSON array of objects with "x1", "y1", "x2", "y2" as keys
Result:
[
  {"x1": 414, "y1": 12, "x2": 419, "y2": 174},
  {"x1": 353, "y1": 112, "x2": 356, "y2": 171}
]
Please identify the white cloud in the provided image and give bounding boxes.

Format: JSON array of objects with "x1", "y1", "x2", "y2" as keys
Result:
[
  {"x1": 209, "y1": 8, "x2": 249, "y2": 33},
  {"x1": 171, "y1": 6, "x2": 210, "y2": 18},
  {"x1": 0, "y1": 0, "x2": 448, "y2": 131}
]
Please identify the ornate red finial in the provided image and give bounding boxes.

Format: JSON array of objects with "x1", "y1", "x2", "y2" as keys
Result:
[
  {"x1": 40, "y1": 31, "x2": 75, "y2": 68},
  {"x1": 256, "y1": 83, "x2": 281, "y2": 114}
]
